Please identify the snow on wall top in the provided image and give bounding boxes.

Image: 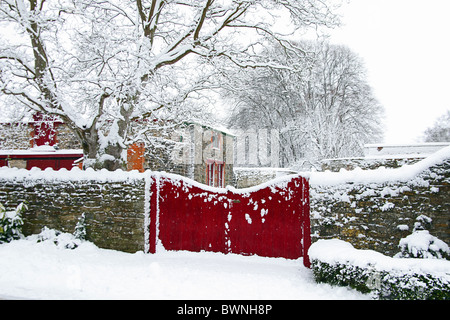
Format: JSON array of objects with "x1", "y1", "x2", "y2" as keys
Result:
[
  {"x1": 0, "y1": 166, "x2": 146, "y2": 183},
  {"x1": 309, "y1": 145, "x2": 450, "y2": 187},
  {"x1": 364, "y1": 142, "x2": 450, "y2": 158},
  {"x1": 0, "y1": 164, "x2": 308, "y2": 193},
  {"x1": 0, "y1": 145, "x2": 449, "y2": 188}
]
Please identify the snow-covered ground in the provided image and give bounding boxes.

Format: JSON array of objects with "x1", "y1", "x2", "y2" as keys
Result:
[{"x1": 0, "y1": 232, "x2": 368, "y2": 300}]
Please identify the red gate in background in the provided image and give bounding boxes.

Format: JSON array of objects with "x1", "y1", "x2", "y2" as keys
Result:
[{"x1": 147, "y1": 173, "x2": 311, "y2": 267}]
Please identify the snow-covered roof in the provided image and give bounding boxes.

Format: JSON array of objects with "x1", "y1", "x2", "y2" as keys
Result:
[
  {"x1": 186, "y1": 120, "x2": 236, "y2": 136},
  {"x1": 0, "y1": 146, "x2": 82, "y2": 156},
  {"x1": 364, "y1": 142, "x2": 450, "y2": 158}
]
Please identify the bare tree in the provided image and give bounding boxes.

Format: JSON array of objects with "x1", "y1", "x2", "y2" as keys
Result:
[
  {"x1": 225, "y1": 40, "x2": 384, "y2": 169},
  {"x1": 0, "y1": 0, "x2": 340, "y2": 170},
  {"x1": 423, "y1": 110, "x2": 450, "y2": 142}
]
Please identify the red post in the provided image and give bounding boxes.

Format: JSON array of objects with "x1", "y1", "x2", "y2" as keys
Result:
[
  {"x1": 302, "y1": 177, "x2": 311, "y2": 268},
  {"x1": 147, "y1": 176, "x2": 158, "y2": 254}
]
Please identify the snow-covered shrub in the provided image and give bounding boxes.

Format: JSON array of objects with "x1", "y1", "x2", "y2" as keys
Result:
[
  {"x1": 396, "y1": 230, "x2": 449, "y2": 260},
  {"x1": 0, "y1": 203, "x2": 26, "y2": 244},
  {"x1": 413, "y1": 214, "x2": 433, "y2": 231},
  {"x1": 34, "y1": 213, "x2": 87, "y2": 249},
  {"x1": 73, "y1": 213, "x2": 87, "y2": 241},
  {"x1": 382, "y1": 271, "x2": 450, "y2": 300},
  {"x1": 36, "y1": 227, "x2": 82, "y2": 250},
  {"x1": 309, "y1": 239, "x2": 450, "y2": 300}
]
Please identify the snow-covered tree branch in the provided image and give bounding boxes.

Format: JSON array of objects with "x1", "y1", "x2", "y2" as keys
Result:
[
  {"x1": 0, "y1": 0, "x2": 341, "y2": 170},
  {"x1": 225, "y1": 40, "x2": 384, "y2": 169},
  {"x1": 422, "y1": 110, "x2": 450, "y2": 142}
]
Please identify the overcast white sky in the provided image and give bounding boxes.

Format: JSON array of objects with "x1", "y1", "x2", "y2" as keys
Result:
[{"x1": 326, "y1": 0, "x2": 450, "y2": 144}]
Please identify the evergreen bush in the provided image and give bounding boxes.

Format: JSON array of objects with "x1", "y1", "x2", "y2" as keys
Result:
[
  {"x1": 0, "y1": 203, "x2": 26, "y2": 243},
  {"x1": 73, "y1": 213, "x2": 87, "y2": 241},
  {"x1": 311, "y1": 259, "x2": 450, "y2": 300}
]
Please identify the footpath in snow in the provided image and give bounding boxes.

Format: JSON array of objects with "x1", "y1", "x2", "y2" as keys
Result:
[{"x1": 0, "y1": 232, "x2": 368, "y2": 300}]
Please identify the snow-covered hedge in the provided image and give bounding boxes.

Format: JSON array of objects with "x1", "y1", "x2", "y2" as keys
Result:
[{"x1": 309, "y1": 239, "x2": 450, "y2": 300}]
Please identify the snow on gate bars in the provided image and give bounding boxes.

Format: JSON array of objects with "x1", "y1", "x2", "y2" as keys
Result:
[{"x1": 145, "y1": 172, "x2": 311, "y2": 268}]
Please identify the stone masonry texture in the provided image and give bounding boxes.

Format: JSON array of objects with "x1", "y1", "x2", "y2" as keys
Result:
[
  {"x1": 310, "y1": 160, "x2": 450, "y2": 257},
  {"x1": 0, "y1": 176, "x2": 146, "y2": 253}
]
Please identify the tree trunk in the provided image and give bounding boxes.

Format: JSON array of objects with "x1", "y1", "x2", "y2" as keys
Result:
[
  {"x1": 74, "y1": 124, "x2": 127, "y2": 172},
  {"x1": 75, "y1": 98, "x2": 133, "y2": 171}
]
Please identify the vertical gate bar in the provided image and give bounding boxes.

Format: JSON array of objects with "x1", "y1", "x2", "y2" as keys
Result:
[
  {"x1": 148, "y1": 175, "x2": 158, "y2": 254},
  {"x1": 302, "y1": 177, "x2": 311, "y2": 268},
  {"x1": 144, "y1": 173, "x2": 152, "y2": 253}
]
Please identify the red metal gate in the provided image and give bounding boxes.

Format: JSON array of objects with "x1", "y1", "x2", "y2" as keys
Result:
[{"x1": 146, "y1": 173, "x2": 311, "y2": 267}]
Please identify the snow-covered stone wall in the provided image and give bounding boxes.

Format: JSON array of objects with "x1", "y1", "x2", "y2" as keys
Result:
[
  {"x1": 0, "y1": 168, "x2": 147, "y2": 253},
  {"x1": 310, "y1": 147, "x2": 450, "y2": 257},
  {"x1": 0, "y1": 122, "x2": 33, "y2": 150},
  {"x1": 0, "y1": 146, "x2": 448, "y2": 258}
]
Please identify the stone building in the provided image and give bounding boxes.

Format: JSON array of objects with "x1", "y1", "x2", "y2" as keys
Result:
[
  {"x1": 143, "y1": 122, "x2": 234, "y2": 188},
  {"x1": 0, "y1": 113, "x2": 84, "y2": 170}
]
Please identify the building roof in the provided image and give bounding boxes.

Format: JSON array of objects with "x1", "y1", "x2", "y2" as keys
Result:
[
  {"x1": 187, "y1": 120, "x2": 236, "y2": 136},
  {"x1": 0, "y1": 146, "x2": 83, "y2": 158},
  {"x1": 364, "y1": 142, "x2": 450, "y2": 159}
]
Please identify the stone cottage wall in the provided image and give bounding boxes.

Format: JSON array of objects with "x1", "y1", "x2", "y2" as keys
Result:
[
  {"x1": 0, "y1": 169, "x2": 146, "y2": 253},
  {"x1": 143, "y1": 123, "x2": 234, "y2": 187},
  {"x1": 0, "y1": 122, "x2": 32, "y2": 150},
  {"x1": 310, "y1": 159, "x2": 450, "y2": 257}
]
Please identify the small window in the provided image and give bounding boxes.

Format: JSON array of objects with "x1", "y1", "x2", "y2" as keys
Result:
[
  {"x1": 206, "y1": 161, "x2": 225, "y2": 187},
  {"x1": 207, "y1": 162, "x2": 215, "y2": 187},
  {"x1": 217, "y1": 163, "x2": 224, "y2": 188},
  {"x1": 212, "y1": 132, "x2": 221, "y2": 149}
]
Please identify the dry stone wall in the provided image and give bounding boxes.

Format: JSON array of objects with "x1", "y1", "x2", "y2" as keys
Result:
[
  {"x1": 0, "y1": 169, "x2": 146, "y2": 253},
  {"x1": 310, "y1": 160, "x2": 450, "y2": 257}
]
